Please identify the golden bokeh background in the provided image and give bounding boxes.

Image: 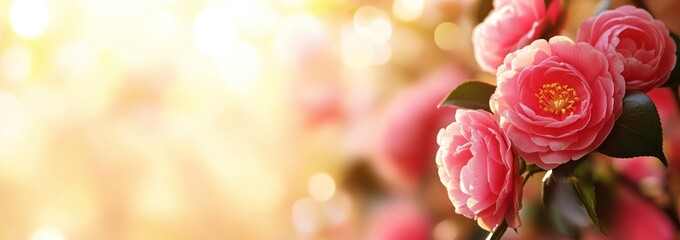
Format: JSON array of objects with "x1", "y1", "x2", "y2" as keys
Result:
[{"x1": 0, "y1": 0, "x2": 464, "y2": 239}]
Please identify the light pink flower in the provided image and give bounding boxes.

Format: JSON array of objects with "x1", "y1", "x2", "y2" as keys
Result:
[
  {"x1": 491, "y1": 36, "x2": 625, "y2": 170},
  {"x1": 436, "y1": 109, "x2": 521, "y2": 231},
  {"x1": 473, "y1": 0, "x2": 562, "y2": 73},
  {"x1": 577, "y1": 6, "x2": 677, "y2": 92}
]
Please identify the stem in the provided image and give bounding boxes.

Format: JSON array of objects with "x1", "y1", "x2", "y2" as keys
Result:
[
  {"x1": 522, "y1": 164, "x2": 546, "y2": 186},
  {"x1": 485, "y1": 221, "x2": 508, "y2": 240}
]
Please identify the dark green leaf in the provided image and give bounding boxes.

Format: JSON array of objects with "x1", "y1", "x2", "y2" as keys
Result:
[
  {"x1": 570, "y1": 176, "x2": 605, "y2": 234},
  {"x1": 597, "y1": 91, "x2": 667, "y2": 166},
  {"x1": 438, "y1": 81, "x2": 496, "y2": 112},
  {"x1": 662, "y1": 31, "x2": 680, "y2": 88},
  {"x1": 475, "y1": 0, "x2": 493, "y2": 24},
  {"x1": 543, "y1": 157, "x2": 605, "y2": 235},
  {"x1": 485, "y1": 221, "x2": 508, "y2": 240},
  {"x1": 542, "y1": 170, "x2": 585, "y2": 237},
  {"x1": 542, "y1": 170, "x2": 556, "y2": 207},
  {"x1": 552, "y1": 155, "x2": 591, "y2": 178}
]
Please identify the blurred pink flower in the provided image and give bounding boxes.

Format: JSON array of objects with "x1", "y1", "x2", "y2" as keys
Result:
[
  {"x1": 364, "y1": 199, "x2": 431, "y2": 240},
  {"x1": 606, "y1": 186, "x2": 676, "y2": 240},
  {"x1": 370, "y1": 64, "x2": 467, "y2": 189},
  {"x1": 436, "y1": 109, "x2": 521, "y2": 231},
  {"x1": 577, "y1": 6, "x2": 677, "y2": 92},
  {"x1": 491, "y1": 36, "x2": 624, "y2": 170},
  {"x1": 611, "y1": 156, "x2": 666, "y2": 185},
  {"x1": 472, "y1": 0, "x2": 562, "y2": 73}
]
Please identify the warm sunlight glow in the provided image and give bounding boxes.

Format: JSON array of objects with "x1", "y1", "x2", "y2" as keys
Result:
[
  {"x1": 2, "y1": 46, "x2": 32, "y2": 82},
  {"x1": 393, "y1": 0, "x2": 424, "y2": 22},
  {"x1": 192, "y1": 7, "x2": 238, "y2": 57},
  {"x1": 354, "y1": 6, "x2": 392, "y2": 44},
  {"x1": 9, "y1": 0, "x2": 50, "y2": 39},
  {"x1": 29, "y1": 226, "x2": 65, "y2": 240},
  {"x1": 308, "y1": 172, "x2": 336, "y2": 202},
  {"x1": 434, "y1": 22, "x2": 461, "y2": 51}
]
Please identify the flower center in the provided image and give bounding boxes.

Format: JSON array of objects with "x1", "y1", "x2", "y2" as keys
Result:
[{"x1": 535, "y1": 82, "x2": 579, "y2": 115}]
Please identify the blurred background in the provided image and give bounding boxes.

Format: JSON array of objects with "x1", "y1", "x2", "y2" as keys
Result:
[{"x1": 0, "y1": 0, "x2": 679, "y2": 239}]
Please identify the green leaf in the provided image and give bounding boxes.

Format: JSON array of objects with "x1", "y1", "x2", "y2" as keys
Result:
[
  {"x1": 485, "y1": 221, "x2": 508, "y2": 240},
  {"x1": 542, "y1": 157, "x2": 605, "y2": 235},
  {"x1": 438, "y1": 81, "x2": 496, "y2": 112},
  {"x1": 542, "y1": 170, "x2": 584, "y2": 237},
  {"x1": 569, "y1": 176, "x2": 604, "y2": 234},
  {"x1": 597, "y1": 91, "x2": 667, "y2": 166},
  {"x1": 541, "y1": 170, "x2": 556, "y2": 207},
  {"x1": 475, "y1": 0, "x2": 493, "y2": 24},
  {"x1": 662, "y1": 31, "x2": 680, "y2": 88}
]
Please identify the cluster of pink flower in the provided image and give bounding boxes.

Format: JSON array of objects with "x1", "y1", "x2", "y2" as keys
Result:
[{"x1": 436, "y1": 0, "x2": 677, "y2": 233}]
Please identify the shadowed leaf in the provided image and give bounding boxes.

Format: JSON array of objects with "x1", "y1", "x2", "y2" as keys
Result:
[
  {"x1": 438, "y1": 81, "x2": 496, "y2": 112},
  {"x1": 597, "y1": 91, "x2": 667, "y2": 166},
  {"x1": 570, "y1": 176, "x2": 604, "y2": 234},
  {"x1": 543, "y1": 157, "x2": 605, "y2": 235}
]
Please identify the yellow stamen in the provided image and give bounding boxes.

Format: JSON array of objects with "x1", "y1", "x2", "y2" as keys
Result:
[{"x1": 535, "y1": 82, "x2": 579, "y2": 115}]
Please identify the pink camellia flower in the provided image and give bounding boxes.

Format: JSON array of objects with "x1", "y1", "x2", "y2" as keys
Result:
[
  {"x1": 436, "y1": 109, "x2": 521, "y2": 231},
  {"x1": 577, "y1": 6, "x2": 677, "y2": 92},
  {"x1": 491, "y1": 36, "x2": 625, "y2": 170},
  {"x1": 473, "y1": 0, "x2": 562, "y2": 73}
]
